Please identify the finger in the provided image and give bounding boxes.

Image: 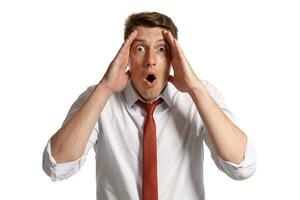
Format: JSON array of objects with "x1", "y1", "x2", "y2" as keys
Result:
[
  {"x1": 114, "y1": 30, "x2": 137, "y2": 64},
  {"x1": 123, "y1": 30, "x2": 137, "y2": 49},
  {"x1": 163, "y1": 30, "x2": 184, "y2": 59},
  {"x1": 174, "y1": 39, "x2": 186, "y2": 60},
  {"x1": 163, "y1": 30, "x2": 176, "y2": 52}
]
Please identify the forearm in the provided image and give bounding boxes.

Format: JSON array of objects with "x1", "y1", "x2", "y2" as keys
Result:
[
  {"x1": 50, "y1": 82, "x2": 113, "y2": 163},
  {"x1": 189, "y1": 82, "x2": 247, "y2": 164}
]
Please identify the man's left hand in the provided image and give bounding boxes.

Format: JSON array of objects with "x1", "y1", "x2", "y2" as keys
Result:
[{"x1": 163, "y1": 30, "x2": 202, "y2": 94}]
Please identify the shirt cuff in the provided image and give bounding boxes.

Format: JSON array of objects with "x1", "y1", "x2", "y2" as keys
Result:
[
  {"x1": 217, "y1": 139, "x2": 258, "y2": 180},
  {"x1": 42, "y1": 140, "x2": 86, "y2": 181}
]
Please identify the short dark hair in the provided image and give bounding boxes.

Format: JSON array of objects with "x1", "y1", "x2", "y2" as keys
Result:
[{"x1": 124, "y1": 11, "x2": 178, "y2": 40}]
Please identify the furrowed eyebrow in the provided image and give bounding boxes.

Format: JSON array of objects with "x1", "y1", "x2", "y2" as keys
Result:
[
  {"x1": 157, "y1": 39, "x2": 168, "y2": 44},
  {"x1": 132, "y1": 39, "x2": 167, "y2": 44},
  {"x1": 132, "y1": 39, "x2": 145, "y2": 43}
]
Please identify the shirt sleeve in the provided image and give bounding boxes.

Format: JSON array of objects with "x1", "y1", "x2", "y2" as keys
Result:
[
  {"x1": 42, "y1": 85, "x2": 99, "y2": 181},
  {"x1": 201, "y1": 80, "x2": 258, "y2": 180},
  {"x1": 203, "y1": 128, "x2": 257, "y2": 180}
]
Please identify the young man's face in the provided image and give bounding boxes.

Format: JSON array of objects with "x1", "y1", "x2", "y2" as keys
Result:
[{"x1": 129, "y1": 26, "x2": 171, "y2": 101}]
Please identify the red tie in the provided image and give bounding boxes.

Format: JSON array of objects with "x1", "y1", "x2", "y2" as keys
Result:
[{"x1": 137, "y1": 98, "x2": 163, "y2": 200}]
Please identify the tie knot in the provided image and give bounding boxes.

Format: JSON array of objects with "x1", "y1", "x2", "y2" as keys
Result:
[{"x1": 137, "y1": 98, "x2": 163, "y2": 115}]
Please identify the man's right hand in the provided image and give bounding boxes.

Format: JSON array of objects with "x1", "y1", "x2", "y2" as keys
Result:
[{"x1": 100, "y1": 30, "x2": 137, "y2": 94}]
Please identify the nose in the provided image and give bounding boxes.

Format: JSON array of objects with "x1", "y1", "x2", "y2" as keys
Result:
[{"x1": 144, "y1": 49, "x2": 156, "y2": 68}]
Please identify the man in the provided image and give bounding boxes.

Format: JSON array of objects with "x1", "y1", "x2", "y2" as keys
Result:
[{"x1": 43, "y1": 12, "x2": 257, "y2": 200}]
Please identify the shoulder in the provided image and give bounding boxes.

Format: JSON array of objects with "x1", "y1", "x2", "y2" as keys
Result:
[
  {"x1": 77, "y1": 84, "x2": 123, "y2": 104},
  {"x1": 200, "y1": 79, "x2": 228, "y2": 108},
  {"x1": 75, "y1": 84, "x2": 97, "y2": 102},
  {"x1": 200, "y1": 79, "x2": 223, "y2": 98},
  {"x1": 171, "y1": 79, "x2": 228, "y2": 112},
  {"x1": 172, "y1": 79, "x2": 221, "y2": 104},
  {"x1": 68, "y1": 84, "x2": 123, "y2": 114}
]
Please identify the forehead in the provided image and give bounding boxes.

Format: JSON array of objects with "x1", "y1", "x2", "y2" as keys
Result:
[{"x1": 134, "y1": 26, "x2": 165, "y2": 42}]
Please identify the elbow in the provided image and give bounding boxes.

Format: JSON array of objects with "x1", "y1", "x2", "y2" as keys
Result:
[
  {"x1": 227, "y1": 164, "x2": 257, "y2": 180},
  {"x1": 42, "y1": 157, "x2": 53, "y2": 179},
  {"x1": 42, "y1": 148, "x2": 57, "y2": 181}
]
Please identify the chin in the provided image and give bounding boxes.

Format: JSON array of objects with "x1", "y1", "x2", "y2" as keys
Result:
[
  {"x1": 141, "y1": 89, "x2": 163, "y2": 101},
  {"x1": 141, "y1": 93, "x2": 159, "y2": 101},
  {"x1": 132, "y1": 80, "x2": 166, "y2": 101}
]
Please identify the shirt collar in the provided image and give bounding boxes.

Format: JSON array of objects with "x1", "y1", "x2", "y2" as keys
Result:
[{"x1": 123, "y1": 81, "x2": 177, "y2": 108}]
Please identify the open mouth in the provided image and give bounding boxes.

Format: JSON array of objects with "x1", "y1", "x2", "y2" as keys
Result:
[{"x1": 146, "y1": 74, "x2": 156, "y2": 83}]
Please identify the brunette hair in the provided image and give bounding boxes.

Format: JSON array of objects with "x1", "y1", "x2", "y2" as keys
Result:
[{"x1": 124, "y1": 11, "x2": 178, "y2": 40}]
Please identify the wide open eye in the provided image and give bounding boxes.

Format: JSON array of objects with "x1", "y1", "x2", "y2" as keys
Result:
[
  {"x1": 159, "y1": 46, "x2": 166, "y2": 52},
  {"x1": 136, "y1": 45, "x2": 145, "y2": 53}
]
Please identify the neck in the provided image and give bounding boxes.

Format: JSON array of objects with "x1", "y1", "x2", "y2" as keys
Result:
[{"x1": 131, "y1": 82, "x2": 160, "y2": 103}]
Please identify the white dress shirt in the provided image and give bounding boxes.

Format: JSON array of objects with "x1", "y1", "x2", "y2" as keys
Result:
[{"x1": 43, "y1": 80, "x2": 257, "y2": 200}]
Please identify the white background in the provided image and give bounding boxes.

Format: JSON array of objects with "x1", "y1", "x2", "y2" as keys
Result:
[{"x1": 0, "y1": 0, "x2": 299, "y2": 199}]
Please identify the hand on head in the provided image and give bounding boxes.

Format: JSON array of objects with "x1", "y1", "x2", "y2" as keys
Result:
[
  {"x1": 163, "y1": 30, "x2": 201, "y2": 93},
  {"x1": 100, "y1": 30, "x2": 137, "y2": 93}
]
